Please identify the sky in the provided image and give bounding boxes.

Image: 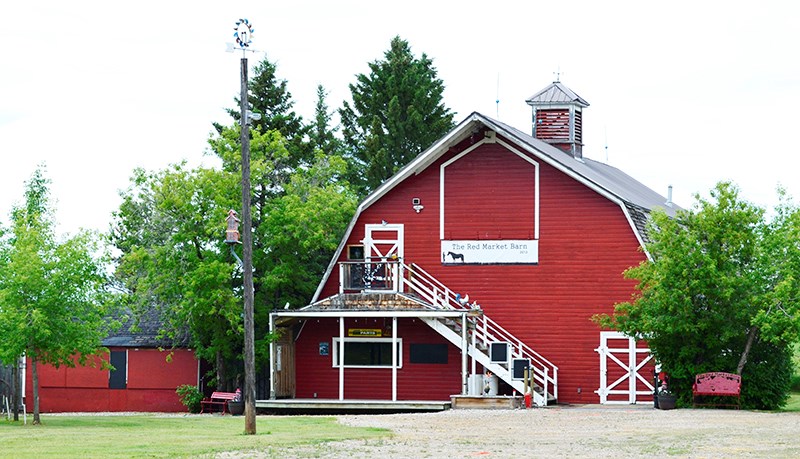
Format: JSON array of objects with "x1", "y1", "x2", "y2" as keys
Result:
[{"x1": 2, "y1": 1, "x2": 799, "y2": 236}]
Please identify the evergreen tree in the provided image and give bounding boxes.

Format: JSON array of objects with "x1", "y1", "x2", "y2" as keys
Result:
[
  {"x1": 216, "y1": 56, "x2": 312, "y2": 167},
  {"x1": 340, "y1": 36, "x2": 454, "y2": 193},
  {"x1": 309, "y1": 84, "x2": 342, "y2": 156}
]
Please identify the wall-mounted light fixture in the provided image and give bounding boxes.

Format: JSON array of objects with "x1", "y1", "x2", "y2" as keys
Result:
[{"x1": 412, "y1": 197, "x2": 424, "y2": 213}]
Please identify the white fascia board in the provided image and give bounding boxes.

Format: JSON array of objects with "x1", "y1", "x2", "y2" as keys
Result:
[
  {"x1": 620, "y1": 206, "x2": 653, "y2": 262},
  {"x1": 271, "y1": 310, "x2": 465, "y2": 319},
  {"x1": 312, "y1": 115, "x2": 482, "y2": 302},
  {"x1": 311, "y1": 212, "x2": 360, "y2": 303},
  {"x1": 360, "y1": 114, "x2": 483, "y2": 211},
  {"x1": 481, "y1": 117, "x2": 649, "y2": 252}
]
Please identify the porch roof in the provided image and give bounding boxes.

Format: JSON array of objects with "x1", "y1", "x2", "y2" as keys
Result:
[{"x1": 271, "y1": 293, "x2": 472, "y2": 325}]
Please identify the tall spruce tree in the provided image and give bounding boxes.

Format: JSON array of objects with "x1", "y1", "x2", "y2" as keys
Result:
[
  {"x1": 309, "y1": 84, "x2": 342, "y2": 157},
  {"x1": 340, "y1": 36, "x2": 454, "y2": 193},
  {"x1": 216, "y1": 56, "x2": 312, "y2": 168}
]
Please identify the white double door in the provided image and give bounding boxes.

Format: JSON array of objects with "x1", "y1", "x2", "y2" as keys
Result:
[{"x1": 595, "y1": 331, "x2": 654, "y2": 404}]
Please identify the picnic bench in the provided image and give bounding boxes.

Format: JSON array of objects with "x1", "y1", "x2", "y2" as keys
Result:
[
  {"x1": 692, "y1": 372, "x2": 741, "y2": 409},
  {"x1": 200, "y1": 391, "x2": 238, "y2": 414}
]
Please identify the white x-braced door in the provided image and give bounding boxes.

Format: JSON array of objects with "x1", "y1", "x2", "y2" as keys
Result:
[
  {"x1": 361, "y1": 224, "x2": 404, "y2": 291},
  {"x1": 595, "y1": 331, "x2": 654, "y2": 404}
]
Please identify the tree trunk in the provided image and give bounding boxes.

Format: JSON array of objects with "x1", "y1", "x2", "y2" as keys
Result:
[
  {"x1": 736, "y1": 326, "x2": 759, "y2": 375},
  {"x1": 32, "y1": 357, "x2": 40, "y2": 425},
  {"x1": 216, "y1": 349, "x2": 226, "y2": 391},
  {"x1": 11, "y1": 359, "x2": 19, "y2": 422}
]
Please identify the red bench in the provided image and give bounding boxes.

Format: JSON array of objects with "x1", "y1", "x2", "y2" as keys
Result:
[
  {"x1": 692, "y1": 372, "x2": 741, "y2": 409},
  {"x1": 200, "y1": 391, "x2": 238, "y2": 414}
]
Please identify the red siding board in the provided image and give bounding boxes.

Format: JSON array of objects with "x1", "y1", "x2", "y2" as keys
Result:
[
  {"x1": 295, "y1": 318, "x2": 462, "y2": 400},
  {"x1": 25, "y1": 349, "x2": 198, "y2": 412},
  {"x1": 316, "y1": 137, "x2": 647, "y2": 403}
]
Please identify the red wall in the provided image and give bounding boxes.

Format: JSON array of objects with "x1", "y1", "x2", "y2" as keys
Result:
[
  {"x1": 318, "y1": 134, "x2": 647, "y2": 404},
  {"x1": 25, "y1": 348, "x2": 198, "y2": 412},
  {"x1": 295, "y1": 318, "x2": 462, "y2": 400}
]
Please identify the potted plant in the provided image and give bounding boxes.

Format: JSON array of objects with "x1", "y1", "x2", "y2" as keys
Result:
[
  {"x1": 657, "y1": 385, "x2": 677, "y2": 410},
  {"x1": 227, "y1": 388, "x2": 244, "y2": 415}
]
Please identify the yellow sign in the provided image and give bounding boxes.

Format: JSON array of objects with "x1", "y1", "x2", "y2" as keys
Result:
[{"x1": 348, "y1": 328, "x2": 382, "y2": 337}]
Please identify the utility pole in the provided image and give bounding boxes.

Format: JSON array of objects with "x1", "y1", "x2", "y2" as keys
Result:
[{"x1": 233, "y1": 17, "x2": 256, "y2": 435}]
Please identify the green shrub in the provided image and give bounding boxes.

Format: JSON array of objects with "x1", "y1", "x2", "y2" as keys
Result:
[{"x1": 176, "y1": 385, "x2": 204, "y2": 413}]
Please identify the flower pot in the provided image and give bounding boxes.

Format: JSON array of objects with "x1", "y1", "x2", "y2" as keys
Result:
[
  {"x1": 657, "y1": 394, "x2": 677, "y2": 410},
  {"x1": 227, "y1": 401, "x2": 244, "y2": 415}
]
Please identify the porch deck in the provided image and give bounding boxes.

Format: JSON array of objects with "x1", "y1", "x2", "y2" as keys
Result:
[{"x1": 255, "y1": 398, "x2": 450, "y2": 414}]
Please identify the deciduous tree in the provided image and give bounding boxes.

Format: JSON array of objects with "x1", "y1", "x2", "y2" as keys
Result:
[
  {"x1": 595, "y1": 182, "x2": 800, "y2": 409},
  {"x1": 0, "y1": 168, "x2": 113, "y2": 424}
]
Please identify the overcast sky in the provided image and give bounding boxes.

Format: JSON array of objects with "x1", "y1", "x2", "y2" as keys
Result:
[{"x1": 2, "y1": 1, "x2": 798, "y2": 236}]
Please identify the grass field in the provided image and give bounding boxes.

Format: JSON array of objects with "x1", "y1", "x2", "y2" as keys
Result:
[
  {"x1": 783, "y1": 391, "x2": 800, "y2": 411},
  {"x1": 2, "y1": 394, "x2": 798, "y2": 458},
  {"x1": 0, "y1": 414, "x2": 389, "y2": 458}
]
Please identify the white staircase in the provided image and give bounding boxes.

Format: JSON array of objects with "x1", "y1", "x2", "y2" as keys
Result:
[{"x1": 401, "y1": 263, "x2": 558, "y2": 406}]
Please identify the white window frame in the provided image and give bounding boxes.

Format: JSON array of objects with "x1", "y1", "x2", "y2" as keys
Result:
[{"x1": 332, "y1": 337, "x2": 403, "y2": 369}]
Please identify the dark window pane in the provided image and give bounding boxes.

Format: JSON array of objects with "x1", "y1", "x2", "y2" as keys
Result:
[
  {"x1": 109, "y1": 350, "x2": 127, "y2": 389},
  {"x1": 410, "y1": 344, "x2": 448, "y2": 364}
]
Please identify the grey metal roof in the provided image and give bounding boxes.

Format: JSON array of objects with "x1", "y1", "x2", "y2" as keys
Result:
[
  {"x1": 525, "y1": 81, "x2": 590, "y2": 107},
  {"x1": 103, "y1": 307, "x2": 191, "y2": 348},
  {"x1": 486, "y1": 114, "x2": 678, "y2": 219},
  {"x1": 312, "y1": 111, "x2": 678, "y2": 301}
]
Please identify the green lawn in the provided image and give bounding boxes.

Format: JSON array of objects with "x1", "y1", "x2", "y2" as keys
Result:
[
  {"x1": 0, "y1": 414, "x2": 389, "y2": 458},
  {"x1": 782, "y1": 392, "x2": 800, "y2": 412}
]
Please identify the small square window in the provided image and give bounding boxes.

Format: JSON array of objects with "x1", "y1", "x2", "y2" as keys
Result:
[{"x1": 348, "y1": 245, "x2": 365, "y2": 260}]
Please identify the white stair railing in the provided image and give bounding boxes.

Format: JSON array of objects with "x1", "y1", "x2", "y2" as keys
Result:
[
  {"x1": 402, "y1": 262, "x2": 558, "y2": 404},
  {"x1": 336, "y1": 260, "x2": 559, "y2": 404}
]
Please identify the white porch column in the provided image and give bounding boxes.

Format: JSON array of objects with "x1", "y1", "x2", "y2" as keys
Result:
[
  {"x1": 471, "y1": 330, "x2": 477, "y2": 376},
  {"x1": 268, "y1": 314, "x2": 275, "y2": 399},
  {"x1": 392, "y1": 316, "x2": 398, "y2": 401},
  {"x1": 339, "y1": 317, "x2": 345, "y2": 400},
  {"x1": 461, "y1": 312, "x2": 468, "y2": 395}
]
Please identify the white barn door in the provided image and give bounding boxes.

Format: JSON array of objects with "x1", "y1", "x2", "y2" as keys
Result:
[
  {"x1": 595, "y1": 331, "x2": 654, "y2": 404},
  {"x1": 361, "y1": 224, "x2": 404, "y2": 291}
]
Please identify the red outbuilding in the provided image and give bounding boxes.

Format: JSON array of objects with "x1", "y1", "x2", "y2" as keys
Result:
[
  {"x1": 25, "y1": 310, "x2": 199, "y2": 412},
  {"x1": 270, "y1": 80, "x2": 676, "y2": 406}
]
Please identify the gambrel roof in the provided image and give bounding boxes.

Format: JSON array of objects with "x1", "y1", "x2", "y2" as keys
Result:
[{"x1": 313, "y1": 112, "x2": 679, "y2": 301}]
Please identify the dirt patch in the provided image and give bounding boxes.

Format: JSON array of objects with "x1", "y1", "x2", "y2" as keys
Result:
[{"x1": 222, "y1": 405, "x2": 800, "y2": 458}]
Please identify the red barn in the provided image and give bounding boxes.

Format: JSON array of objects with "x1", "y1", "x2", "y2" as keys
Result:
[
  {"x1": 25, "y1": 311, "x2": 199, "y2": 412},
  {"x1": 269, "y1": 81, "x2": 676, "y2": 406}
]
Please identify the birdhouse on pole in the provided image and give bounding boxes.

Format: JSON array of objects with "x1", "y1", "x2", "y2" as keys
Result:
[{"x1": 225, "y1": 209, "x2": 241, "y2": 244}]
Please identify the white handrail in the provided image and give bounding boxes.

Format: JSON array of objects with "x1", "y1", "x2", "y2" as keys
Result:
[
  {"x1": 402, "y1": 262, "x2": 558, "y2": 401},
  {"x1": 338, "y1": 260, "x2": 559, "y2": 402}
]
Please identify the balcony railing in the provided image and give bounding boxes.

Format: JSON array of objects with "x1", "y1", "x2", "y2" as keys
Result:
[{"x1": 339, "y1": 260, "x2": 402, "y2": 293}]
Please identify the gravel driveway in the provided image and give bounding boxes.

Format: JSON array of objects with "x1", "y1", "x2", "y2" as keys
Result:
[{"x1": 231, "y1": 405, "x2": 800, "y2": 458}]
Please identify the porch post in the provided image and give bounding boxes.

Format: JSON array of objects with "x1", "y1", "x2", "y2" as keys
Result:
[
  {"x1": 339, "y1": 317, "x2": 345, "y2": 400},
  {"x1": 471, "y1": 330, "x2": 477, "y2": 376},
  {"x1": 392, "y1": 316, "x2": 398, "y2": 401},
  {"x1": 461, "y1": 312, "x2": 468, "y2": 395},
  {"x1": 268, "y1": 313, "x2": 275, "y2": 399}
]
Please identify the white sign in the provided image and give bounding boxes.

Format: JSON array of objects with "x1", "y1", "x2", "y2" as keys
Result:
[{"x1": 441, "y1": 240, "x2": 538, "y2": 264}]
